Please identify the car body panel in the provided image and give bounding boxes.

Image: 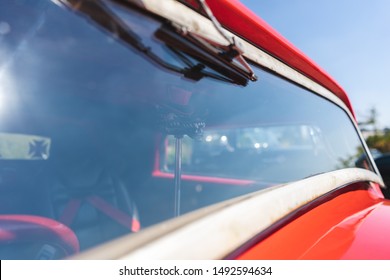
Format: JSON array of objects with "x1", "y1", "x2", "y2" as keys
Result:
[
  {"x1": 237, "y1": 184, "x2": 390, "y2": 259},
  {"x1": 0, "y1": 0, "x2": 388, "y2": 260},
  {"x1": 69, "y1": 169, "x2": 384, "y2": 260},
  {"x1": 180, "y1": 0, "x2": 354, "y2": 117},
  {"x1": 126, "y1": 0, "x2": 353, "y2": 117}
]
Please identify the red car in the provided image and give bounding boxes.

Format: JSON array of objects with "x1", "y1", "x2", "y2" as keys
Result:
[{"x1": 0, "y1": 0, "x2": 389, "y2": 260}]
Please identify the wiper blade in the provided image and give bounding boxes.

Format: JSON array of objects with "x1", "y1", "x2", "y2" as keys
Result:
[
  {"x1": 196, "y1": 0, "x2": 257, "y2": 82},
  {"x1": 166, "y1": 46, "x2": 235, "y2": 83},
  {"x1": 57, "y1": 0, "x2": 250, "y2": 85},
  {"x1": 155, "y1": 24, "x2": 250, "y2": 85}
]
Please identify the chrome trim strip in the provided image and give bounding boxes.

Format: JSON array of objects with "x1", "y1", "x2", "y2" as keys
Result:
[
  {"x1": 73, "y1": 168, "x2": 382, "y2": 259},
  {"x1": 124, "y1": 0, "x2": 383, "y2": 182},
  {"x1": 126, "y1": 0, "x2": 350, "y2": 115},
  {"x1": 66, "y1": 1, "x2": 385, "y2": 260}
]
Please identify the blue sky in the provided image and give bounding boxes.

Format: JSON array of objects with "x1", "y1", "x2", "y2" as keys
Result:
[{"x1": 240, "y1": 0, "x2": 390, "y2": 128}]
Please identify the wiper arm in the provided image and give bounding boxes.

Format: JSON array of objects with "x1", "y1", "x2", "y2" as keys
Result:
[
  {"x1": 155, "y1": 24, "x2": 250, "y2": 85},
  {"x1": 196, "y1": 0, "x2": 257, "y2": 82},
  {"x1": 166, "y1": 46, "x2": 234, "y2": 83},
  {"x1": 57, "y1": 0, "x2": 250, "y2": 85}
]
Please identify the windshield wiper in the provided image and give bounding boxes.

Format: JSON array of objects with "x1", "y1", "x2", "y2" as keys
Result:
[
  {"x1": 57, "y1": 0, "x2": 252, "y2": 85},
  {"x1": 155, "y1": 24, "x2": 250, "y2": 85},
  {"x1": 196, "y1": 0, "x2": 257, "y2": 81},
  {"x1": 57, "y1": 0, "x2": 255, "y2": 218}
]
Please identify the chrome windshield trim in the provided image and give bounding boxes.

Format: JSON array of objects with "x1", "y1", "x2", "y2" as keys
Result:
[
  {"x1": 124, "y1": 0, "x2": 350, "y2": 116},
  {"x1": 72, "y1": 168, "x2": 383, "y2": 259},
  {"x1": 122, "y1": 0, "x2": 383, "y2": 180}
]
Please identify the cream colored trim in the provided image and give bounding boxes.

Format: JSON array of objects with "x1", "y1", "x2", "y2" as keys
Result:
[
  {"x1": 125, "y1": 0, "x2": 385, "y2": 181},
  {"x1": 73, "y1": 168, "x2": 382, "y2": 259},
  {"x1": 126, "y1": 0, "x2": 350, "y2": 115}
]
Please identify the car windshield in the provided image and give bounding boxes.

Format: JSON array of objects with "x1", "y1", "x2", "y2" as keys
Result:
[{"x1": 0, "y1": 0, "x2": 373, "y2": 259}]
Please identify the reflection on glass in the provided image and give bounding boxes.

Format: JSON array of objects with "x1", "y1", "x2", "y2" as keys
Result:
[
  {"x1": 163, "y1": 123, "x2": 369, "y2": 183},
  {"x1": 0, "y1": 0, "x2": 374, "y2": 258}
]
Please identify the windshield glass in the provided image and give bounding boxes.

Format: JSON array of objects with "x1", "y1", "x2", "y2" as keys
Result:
[{"x1": 0, "y1": 0, "x2": 373, "y2": 259}]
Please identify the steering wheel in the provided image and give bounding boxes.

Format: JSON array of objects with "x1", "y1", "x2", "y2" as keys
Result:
[{"x1": 0, "y1": 215, "x2": 79, "y2": 259}]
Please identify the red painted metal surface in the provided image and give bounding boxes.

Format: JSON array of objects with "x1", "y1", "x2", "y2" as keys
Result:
[
  {"x1": 237, "y1": 185, "x2": 390, "y2": 259},
  {"x1": 183, "y1": 0, "x2": 355, "y2": 118}
]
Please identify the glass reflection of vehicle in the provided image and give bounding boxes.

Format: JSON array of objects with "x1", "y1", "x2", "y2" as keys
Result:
[
  {"x1": 0, "y1": 0, "x2": 389, "y2": 260},
  {"x1": 163, "y1": 125, "x2": 332, "y2": 183}
]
